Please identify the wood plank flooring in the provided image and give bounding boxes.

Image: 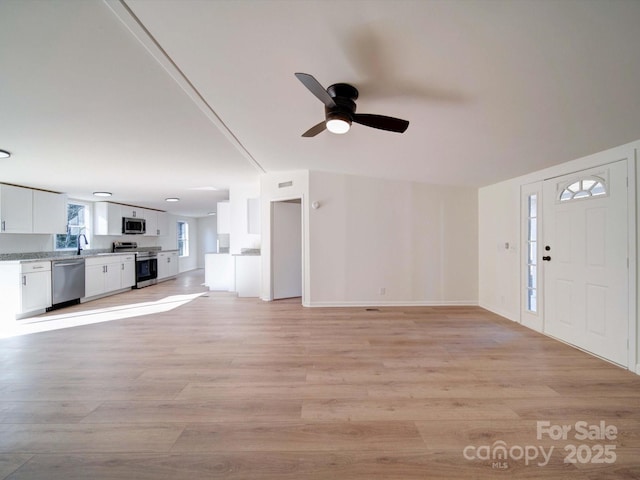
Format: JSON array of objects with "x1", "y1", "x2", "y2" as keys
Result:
[{"x1": 1, "y1": 269, "x2": 639, "y2": 479}]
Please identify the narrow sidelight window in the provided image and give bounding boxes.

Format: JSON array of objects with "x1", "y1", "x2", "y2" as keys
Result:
[{"x1": 526, "y1": 194, "x2": 537, "y2": 312}]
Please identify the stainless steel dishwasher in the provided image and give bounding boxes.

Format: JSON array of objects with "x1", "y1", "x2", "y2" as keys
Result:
[{"x1": 51, "y1": 258, "x2": 86, "y2": 306}]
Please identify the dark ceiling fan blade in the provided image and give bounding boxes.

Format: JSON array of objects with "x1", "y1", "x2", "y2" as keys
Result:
[
  {"x1": 295, "y1": 73, "x2": 336, "y2": 108},
  {"x1": 301, "y1": 120, "x2": 327, "y2": 137},
  {"x1": 353, "y1": 113, "x2": 409, "y2": 133}
]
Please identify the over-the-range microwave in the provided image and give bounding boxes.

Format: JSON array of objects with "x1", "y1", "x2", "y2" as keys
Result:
[{"x1": 122, "y1": 217, "x2": 146, "y2": 235}]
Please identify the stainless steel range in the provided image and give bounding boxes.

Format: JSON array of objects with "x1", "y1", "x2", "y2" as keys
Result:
[{"x1": 113, "y1": 241, "x2": 158, "y2": 288}]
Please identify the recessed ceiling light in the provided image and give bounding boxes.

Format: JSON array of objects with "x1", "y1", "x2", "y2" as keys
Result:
[
  {"x1": 0, "y1": 149, "x2": 11, "y2": 158},
  {"x1": 93, "y1": 191, "x2": 112, "y2": 197},
  {"x1": 165, "y1": 197, "x2": 180, "y2": 202}
]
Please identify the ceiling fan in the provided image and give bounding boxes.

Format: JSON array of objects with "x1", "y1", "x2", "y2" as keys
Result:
[{"x1": 295, "y1": 72, "x2": 409, "y2": 137}]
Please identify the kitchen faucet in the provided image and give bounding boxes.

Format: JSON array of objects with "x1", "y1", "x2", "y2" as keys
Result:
[{"x1": 77, "y1": 233, "x2": 88, "y2": 255}]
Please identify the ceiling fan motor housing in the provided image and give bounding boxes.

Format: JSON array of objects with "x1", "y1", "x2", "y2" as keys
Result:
[{"x1": 326, "y1": 83, "x2": 358, "y2": 122}]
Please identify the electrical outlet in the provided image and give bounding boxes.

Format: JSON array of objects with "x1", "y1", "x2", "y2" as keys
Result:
[{"x1": 379, "y1": 287, "x2": 386, "y2": 295}]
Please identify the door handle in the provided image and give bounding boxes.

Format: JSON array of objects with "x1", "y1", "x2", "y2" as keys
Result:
[{"x1": 543, "y1": 256, "x2": 551, "y2": 261}]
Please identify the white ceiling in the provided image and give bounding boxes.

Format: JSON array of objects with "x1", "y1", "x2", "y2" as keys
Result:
[{"x1": 1, "y1": 0, "x2": 640, "y2": 217}]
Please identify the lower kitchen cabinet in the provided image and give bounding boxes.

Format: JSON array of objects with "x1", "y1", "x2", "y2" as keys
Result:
[
  {"x1": 120, "y1": 255, "x2": 135, "y2": 288},
  {"x1": 0, "y1": 261, "x2": 52, "y2": 320},
  {"x1": 84, "y1": 255, "x2": 134, "y2": 299},
  {"x1": 157, "y1": 251, "x2": 179, "y2": 281}
]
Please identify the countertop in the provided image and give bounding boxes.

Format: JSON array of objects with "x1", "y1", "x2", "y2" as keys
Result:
[{"x1": 0, "y1": 247, "x2": 164, "y2": 264}]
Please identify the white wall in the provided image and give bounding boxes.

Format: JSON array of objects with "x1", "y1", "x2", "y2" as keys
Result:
[
  {"x1": 0, "y1": 233, "x2": 53, "y2": 253},
  {"x1": 478, "y1": 140, "x2": 639, "y2": 373},
  {"x1": 478, "y1": 180, "x2": 521, "y2": 320},
  {"x1": 307, "y1": 171, "x2": 478, "y2": 306},
  {"x1": 172, "y1": 215, "x2": 198, "y2": 273},
  {"x1": 197, "y1": 214, "x2": 218, "y2": 268},
  {"x1": 229, "y1": 183, "x2": 260, "y2": 254}
]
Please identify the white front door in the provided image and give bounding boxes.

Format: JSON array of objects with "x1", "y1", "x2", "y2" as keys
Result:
[{"x1": 543, "y1": 160, "x2": 628, "y2": 366}]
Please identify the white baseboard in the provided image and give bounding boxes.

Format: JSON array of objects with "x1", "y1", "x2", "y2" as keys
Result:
[{"x1": 636, "y1": 364, "x2": 640, "y2": 376}]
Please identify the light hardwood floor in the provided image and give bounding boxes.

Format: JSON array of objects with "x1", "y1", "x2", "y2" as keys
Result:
[{"x1": 0, "y1": 269, "x2": 639, "y2": 479}]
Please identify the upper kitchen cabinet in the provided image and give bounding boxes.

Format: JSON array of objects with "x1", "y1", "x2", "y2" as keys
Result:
[
  {"x1": 94, "y1": 202, "x2": 122, "y2": 236},
  {"x1": 33, "y1": 190, "x2": 67, "y2": 234},
  {"x1": 0, "y1": 184, "x2": 33, "y2": 233},
  {"x1": 217, "y1": 201, "x2": 230, "y2": 234},
  {"x1": 156, "y1": 211, "x2": 169, "y2": 236},
  {"x1": 144, "y1": 209, "x2": 157, "y2": 236},
  {"x1": 143, "y1": 209, "x2": 168, "y2": 236},
  {"x1": 0, "y1": 184, "x2": 67, "y2": 234},
  {"x1": 95, "y1": 202, "x2": 168, "y2": 236},
  {"x1": 123, "y1": 206, "x2": 145, "y2": 219}
]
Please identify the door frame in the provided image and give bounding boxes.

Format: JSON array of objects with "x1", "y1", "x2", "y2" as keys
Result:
[{"x1": 269, "y1": 196, "x2": 305, "y2": 304}]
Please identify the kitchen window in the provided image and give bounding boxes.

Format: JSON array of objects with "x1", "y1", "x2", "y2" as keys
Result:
[
  {"x1": 177, "y1": 221, "x2": 189, "y2": 257},
  {"x1": 56, "y1": 201, "x2": 91, "y2": 251}
]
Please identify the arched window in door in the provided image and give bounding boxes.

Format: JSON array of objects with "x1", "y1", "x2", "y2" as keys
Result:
[{"x1": 559, "y1": 176, "x2": 607, "y2": 202}]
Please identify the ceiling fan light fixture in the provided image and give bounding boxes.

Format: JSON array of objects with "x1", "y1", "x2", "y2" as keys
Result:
[{"x1": 326, "y1": 114, "x2": 351, "y2": 134}]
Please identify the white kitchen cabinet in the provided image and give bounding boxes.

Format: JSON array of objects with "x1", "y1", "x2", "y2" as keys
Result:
[
  {"x1": 157, "y1": 251, "x2": 179, "y2": 281},
  {"x1": 120, "y1": 254, "x2": 136, "y2": 288},
  {"x1": 94, "y1": 202, "x2": 122, "y2": 236},
  {"x1": 0, "y1": 184, "x2": 67, "y2": 235},
  {"x1": 84, "y1": 255, "x2": 133, "y2": 299},
  {"x1": 217, "y1": 201, "x2": 230, "y2": 234},
  {"x1": 0, "y1": 184, "x2": 33, "y2": 233},
  {"x1": 33, "y1": 190, "x2": 67, "y2": 234},
  {"x1": 122, "y1": 206, "x2": 144, "y2": 219},
  {"x1": 144, "y1": 210, "x2": 158, "y2": 236},
  {"x1": 156, "y1": 212, "x2": 169, "y2": 236},
  {"x1": 95, "y1": 203, "x2": 168, "y2": 236},
  {"x1": 0, "y1": 261, "x2": 52, "y2": 319}
]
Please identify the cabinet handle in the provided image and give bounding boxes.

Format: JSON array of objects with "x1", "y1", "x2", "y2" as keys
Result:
[
  {"x1": 157, "y1": 229, "x2": 160, "y2": 235},
  {"x1": 22, "y1": 275, "x2": 26, "y2": 286},
  {"x1": 1, "y1": 220, "x2": 5, "y2": 232}
]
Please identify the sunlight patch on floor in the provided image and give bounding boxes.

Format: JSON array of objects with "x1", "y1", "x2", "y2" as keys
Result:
[{"x1": 0, "y1": 293, "x2": 206, "y2": 338}]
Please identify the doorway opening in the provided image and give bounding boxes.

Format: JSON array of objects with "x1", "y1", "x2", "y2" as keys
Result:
[{"x1": 271, "y1": 198, "x2": 302, "y2": 301}]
